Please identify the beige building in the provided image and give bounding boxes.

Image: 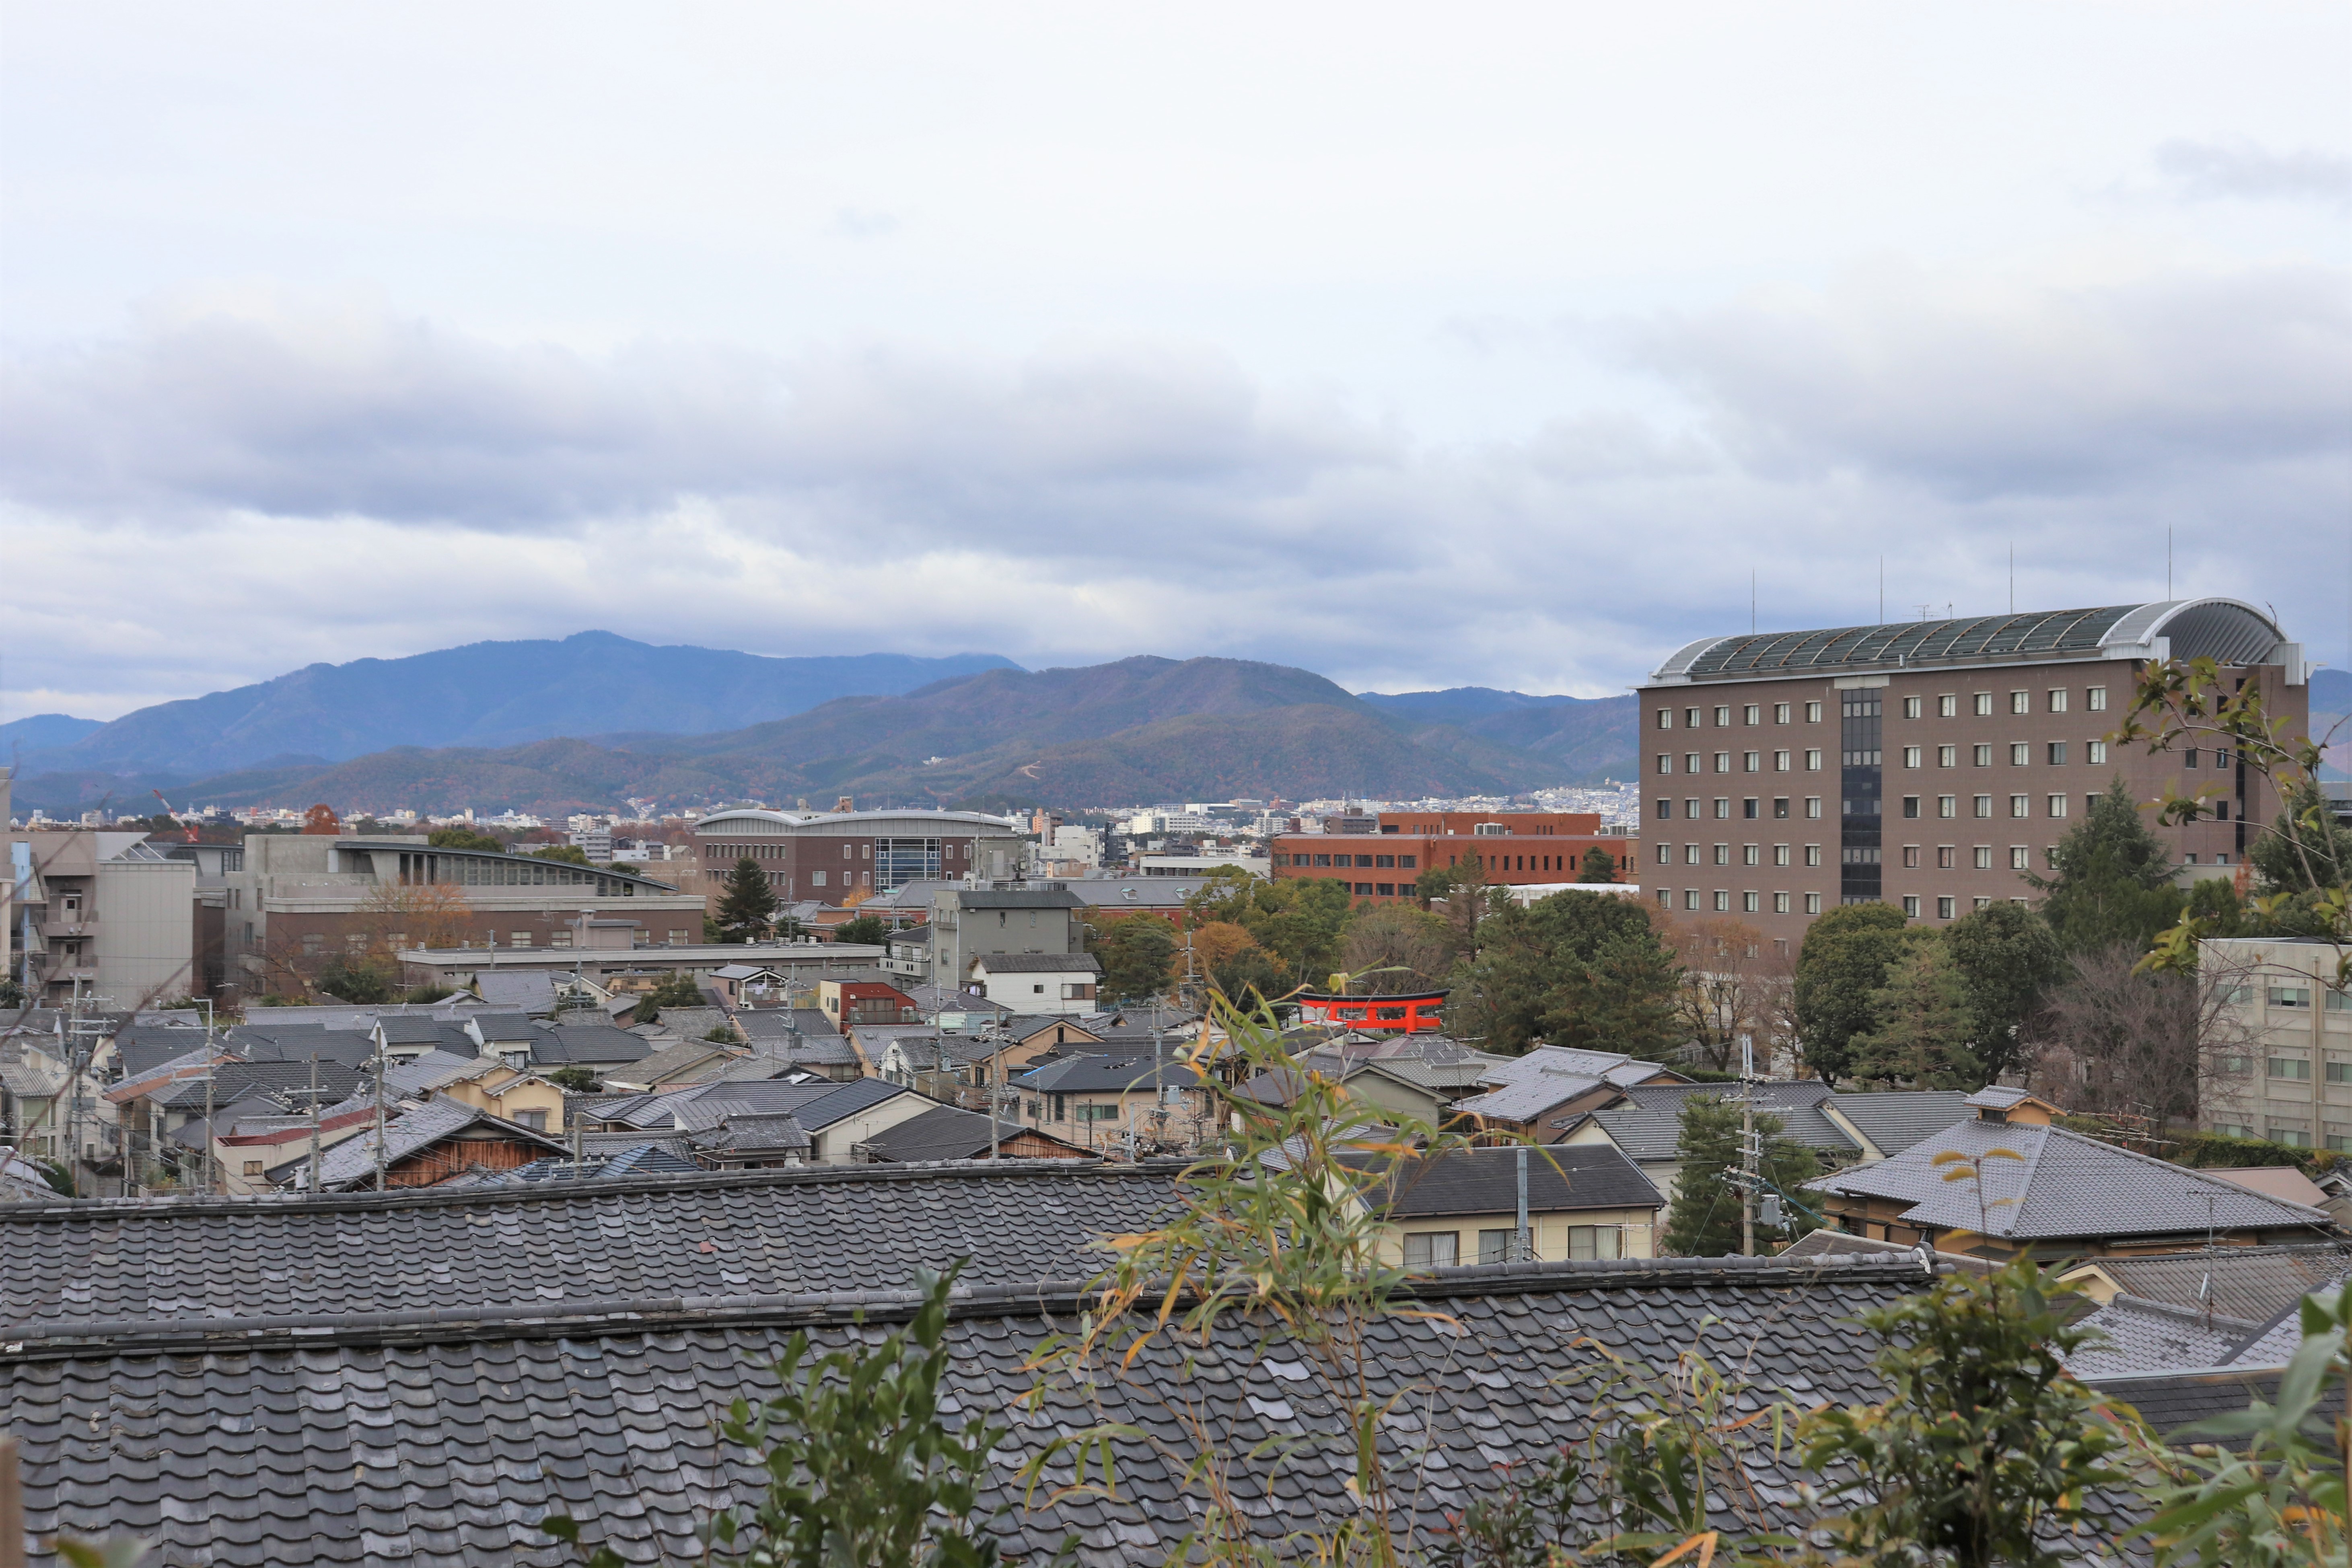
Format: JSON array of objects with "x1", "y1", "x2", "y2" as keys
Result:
[
  {"x1": 3, "y1": 815, "x2": 199, "y2": 1007},
  {"x1": 2199, "y1": 935, "x2": 2352, "y2": 1150},
  {"x1": 1362, "y1": 1146, "x2": 1665, "y2": 1266}
]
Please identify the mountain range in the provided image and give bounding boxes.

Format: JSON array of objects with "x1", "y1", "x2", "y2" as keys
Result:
[{"x1": 4, "y1": 637, "x2": 1642, "y2": 817}]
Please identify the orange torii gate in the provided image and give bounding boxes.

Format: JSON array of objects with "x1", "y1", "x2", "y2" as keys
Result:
[{"x1": 1292, "y1": 989, "x2": 1449, "y2": 1034}]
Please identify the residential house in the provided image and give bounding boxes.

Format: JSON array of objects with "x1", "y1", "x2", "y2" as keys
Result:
[
  {"x1": 1805, "y1": 1087, "x2": 2336, "y2": 1259},
  {"x1": 432, "y1": 1061, "x2": 572, "y2": 1133},
  {"x1": 212, "y1": 1099, "x2": 378, "y2": 1195},
  {"x1": 1554, "y1": 1083, "x2": 1972, "y2": 1204},
  {"x1": 817, "y1": 980, "x2": 921, "y2": 1029},
  {"x1": 1447, "y1": 1046, "x2": 1689, "y2": 1140},
  {"x1": 688, "y1": 1112, "x2": 811, "y2": 1169},
  {"x1": 1012, "y1": 1054, "x2": 1210, "y2": 1153},
  {"x1": 1351, "y1": 1144, "x2": 1666, "y2": 1266},
  {"x1": 584, "y1": 1076, "x2": 933, "y2": 1164},
  {"x1": 272, "y1": 1097, "x2": 570, "y2": 1191},
  {"x1": 856, "y1": 1103, "x2": 1092, "y2": 1162},
  {"x1": 968, "y1": 951, "x2": 1101, "y2": 1015},
  {"x1": 0, "y1": 828, "x2": 197, "y2": 1005}
]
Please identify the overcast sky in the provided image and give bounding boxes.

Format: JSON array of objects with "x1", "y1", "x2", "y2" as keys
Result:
[{"x1": 4, "y1": 2, "x2": 2348, "y2": 720}]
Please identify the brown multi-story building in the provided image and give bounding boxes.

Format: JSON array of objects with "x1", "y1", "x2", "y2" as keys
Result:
[
  {"x1": 696, "y1": 804, "x2": 1030, "y2": 907},
  {"x1": 1271, "y1": 810, "x2": 1638, "y2": 905},
  {"x1": 1640, "y1": 599, "x2": 2312, "y2": 951}
]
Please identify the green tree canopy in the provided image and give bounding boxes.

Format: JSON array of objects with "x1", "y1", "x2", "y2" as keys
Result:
[
  {"x1": 1576, "y1": 845, "x2": 1620, "y2": 884},
  {"x1": 2026, "y1": 778, "x2": 2184, "y2": 953},
  {"x1": 1449, "y1": 891, "x2": 1683, "y2": 1056},
  {"x1": 1087, "y1": 914, "x2": 1177, "y2": 1003},
  {"x1": 1846, "y1": 941, "x2": 1984, "y2": 1090},
  {"x1": 531, "y1": 843, "x2": 593, "y2": 867},
  {"x1": 427, "y1": 826, "x2": 503, "y2": 853},
  {"x1": 1792, "y1": 903, "x2": 1929, "y2": 1085},
  {"x1": 1185, "y1": 874, "x2": 1352, "y2": 989},
  {"x1": 714, "y1": 855, "x2": 780, "y2": 942},
  {"x1": 1661, "y1": 1093, "x2": 1819, "y2": 1256},
  {"x1": 2251, "y1": 780, "x2": 2352, "y2": 896},
  {"x1": 1940, "y1": 901, "x2": 2063, "y2": 1081},
  {"x1": 833, "y1": 912, "x2": 889, "y2": 947}
]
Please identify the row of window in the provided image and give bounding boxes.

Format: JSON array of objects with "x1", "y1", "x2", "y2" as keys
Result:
[
  {"x1": 2208, "y1": 1123, "x2": 2352, "y2": 1152},
  {"x1": 1656, "y1": 888, "x2": 2027, "y2": 920},
  {"x1": 1655, "y1": 739, "x2": 2119, "y2": 775},
  {"x1": 2221, "y1": 985, "x2": 2352, "y2": 1012},
  {"x1": 1401, "y1": 1225, "x2": 1625, "y2": 1267},
  {"x1": 1655, "y1": 687, "x2": 2110, "y2": 729},
  {"x1": 1658, "y1": 796, "x2": 1824, "y2": 820},
  {"x1": 1655, "y1": 791, "x2": 2095, "y2": 823},
  {"x1": 1900, "y1": 793, "x2": 2088, "y2": 820},
  {"x1": 2214, "y1": 1054, "x2": 2352, "y2": 1079},
  {"x1": 1658, "y1": 842, "x2": 2048, "y2": 871},
  {"x1": 1276, "y1": 852, "x2": 1420, "y2": 869}
]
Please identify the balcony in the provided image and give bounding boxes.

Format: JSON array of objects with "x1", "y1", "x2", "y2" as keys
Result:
[{"x1": 41, "y1": 919, "x2": 99, "y2": 940}]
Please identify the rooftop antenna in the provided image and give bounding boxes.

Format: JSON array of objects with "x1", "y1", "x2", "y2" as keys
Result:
[
  {"x1": 1751, "y1": 569, "x2": 1756, "y2": 634},
  {"x1": 2008, "y1": 543, "x2": 2014, "y2": 614},
  {"x1": 2167, "y1": 525, "x2": 2173, "y2": 600},
  {"x1": 1879, "y1": 556, "x2": 1885, "y2": 622}
]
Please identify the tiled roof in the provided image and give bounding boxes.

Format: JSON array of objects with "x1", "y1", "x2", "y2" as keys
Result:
[
  {"x1": 0, "y1": 1255, "x2": 1935, "y2": 1566},
  {"x1": 2224, "y1": 1267, "x2": 2352, "y2": 1368},
  {"x1": 858, "y1": 1105, "x2": 1079, "y2": 1163},
  {"x1": 736, "y1": 1007, "x2": 840, "y2": 1039},
  {"x1": 296, "y1": 1098, "x2": 568, "y2": 1191},
  {"x1": 0, "y1": 1159, "x2": 1185, "y2": 1327},
  {"x1": 1013, "y1": 1055, "x2": 1201, "y2": 1094},
  {"x1": 152, "y1": 1059, "x2": 365, "y2": 1113},
  {"x1": 690, "y1": 1112, "x2": 810, "y2": 1154},
  {"x1": 375, "y1": 1016, "x2": 449, "y2": 1046},
  {"x1": 604, "y1": 1040, "x2": 741, "y2": 1088},
  {"x1": 1583, "y1": 1083, "x2": 1861, "y2": 1162},
  {"x1": 2064, "y1": 1243, "x2": 2352, "y2": 1323},
  {"x1": 2089, "y1": 1365, "x2": 2346, "y2": 1445},
  {"x1": 1825, "y1": 1091, "x2": 1973, "y2": 1157},
  {"x1": 1452, "y1": 1073, "x2": 1607, "y2": 1124},
  {"x1": 1360, "y1": 1145, "x2": 1663, "y2": 1218},
  {"x1": 382, "y1": 1050, "x2": 483, "y2": 1097},
  {"x1": 2066, "y1": 1294, "x2": 2263, "y2": 1379},
  {"x1": 972, "y1": 952, "x2": 1101, "y2": 974},
  {"x1": 530, "y1": 1023, "x2": 653, "y2": 1066},
  {"x1": 599, "y1": 1075, "x2": 913, "y2": 1134},
  {"x1": 1807, "y1": 1120, "x2": 2335, "y2": 1241},
  {"x1": 469, "y1": 1012, "x2": 537, "y2": 1043}
]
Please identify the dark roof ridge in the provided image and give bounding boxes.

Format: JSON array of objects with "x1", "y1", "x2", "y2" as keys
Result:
[
  {"x1": 2098, "y1": 1292, "x2": 2263, "y2": 1333},
  {"x1": 0, "y1": 1254, "x2": 1938, "y2": 1361},
  {"x1": 0, "y1": 1154, "x2": 1194, "y2": 1221}
]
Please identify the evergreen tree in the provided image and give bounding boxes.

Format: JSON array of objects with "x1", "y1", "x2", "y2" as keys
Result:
[
  {"x1": 715, "y1": 855, "x2": 780, "y2": 942},
  {"x1": 2027, "y1": 778, "x2": 2183, "y2": 954},
  {"x1": 428, "y1": 826, "x2": 504, "y2": 853},
  {"x1": 1846, "y1": 942, "x2": 1984, "y2": 1090},
  {"x1": 1540, "y1": 929, "x2": 1685, "y2": 1060},
  {"x1": 1940, "y1": 901, "x2": 2062, "y2": 1081},
  {"x1": 1449, "y1": 891, "x2": 1682, "y2": 1054},
  {"x1": 1661, "y1": 1095, "x2": 1819, "y2": 1257},
  {"x1": 1576, "y1": 845, "x2": 1619, "y2": 883},
  {"x1": 1792, "y1": 903, "x2": 1928, "y2": 1085},
  {"x1": 833, "y1": 913, "x2": 888, "y2": 947},
  {"x1": 1087, "y1": 915, "x2": 1177, "y2": 1003},
  {"x1": 2251, "y1": 781, "x2": 2352, "y2": 896}
]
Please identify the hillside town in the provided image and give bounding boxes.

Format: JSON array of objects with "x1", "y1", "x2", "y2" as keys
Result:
[{"x1": 4, "y1": 599, "x2": 2351, "y2": 1562}]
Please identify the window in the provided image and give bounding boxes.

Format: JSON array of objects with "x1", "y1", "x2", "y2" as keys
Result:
[
  {"x1": 1902, "y1": 895, "x2": 1921, "y2": 917},
  {"x1": 2047, "y1": 742, "x2": 2068, "y2": 766},
  {"x1": 1936, "y1": 795, "x2": 1956, "y2": 818},
  {"x1": 242, "y1": 1160, "x2": 264, "y2": 1177},
  {"x1": 1743, "y1": 751, "x2": 1760, "y2": 772},
  {"x1": 1313, "y1": 853, "x2": 1331, "y2": 867},
  {"x1": 1774, "y1": 702, "x2": 1791, "y2": 723},
  {"x1": 1805, "y1": 797, "x2": 1822, "y2": 818},
  {"x1": 1975, "y1": 794, "x2": 1993, "y2": 818},
  {"x1": 1901, "y1": 695, "x2": 1922, "y2": 719},
  {"x1": 2270, "y1": 986, "x2": 2313, "y2": 1008},
  {"x1": 1713, "y1": 844, "x2": 1730, "y2": 865},
  {"x1": 844, "y1": 844, "x2": 854, "y2": 859},
  {"x1": 1742, "y1": 890, "x2": 1759, "y2": 912},
  {"x1": 1805, "y1": 748, "x2": 1823, "y2": 770},
  {"x1": 1656, "y1": 889, "x2": 1673, "y2": 908},
  {"x1": 1973, "y1": 744, "x2": 1992, "y2": 767},
  {"x1": 1686, "y1": 799, "x2": 1701, "y2": 818},
  {"x1": 1714, "y1": 705, "x2": 1731, "y2": 726},
  {"x1": 1685, "y1": 845, "x2": 1701, "y2": 865},
  {"x1": 2268, "y1": 1056, "x2": 2311, "y2": 1081},
  {"x1": 2047, "y1": 795, "x2": 2068, "y2": 818},
  {"x1": 2272, "y1": 1127, "x2": 2314, "y2": 1149},
  {"x1": 1938, "y1": 694, "x2": 1957, "y2": 717},
  {"x1": 1714, "y1": 752, "x2": 1731, "y2": 773},
  {"x1": 1936, "y1": 846, "x2": 1955, "y2": 869},
  {"x1": 2329, "y1": 990, "x2": 2352, "y2": 1013},
  {"x1": 2184, "y1": 748, "x2": 2200, "y2": 769},
  {"x1": 1973, "y1": 693, "x2": 1993, "y2": 716},
  {"x1": 1656, "y1": 754, "x2": 1673, "y2": 775},
  {"x1": 1805, "y1": 701, "x2": 1822, "y2": 722},
  {"x1": 1744, "y1": 704, "x2": 1761, "y2": 725},
  {"x1": 1973, "y1": 846, "x2": 1992, "y2": 869},
  {"x1": 2047, "y1": 689, "x2": 2068, "y2": 713},
  {"x1": 1567, "y1": 1225, "x2": 1622, "y2": 1260},
  {"x1": 1973, "y1": 896, "x2": 1991, "y2": 910},
  {"x1": 1742, "y1": 844, "x2": 1759, "y2": 865},
  {"x1": 1355, "y1": 882, "x2": 1373, "y2": 894},
  {"x1": 1743, "y1": 798, "x2": 1758, "y2": 819},
  {"x1": 1714, "y1": 798, "x2": 1731, "y2": 818},
  {"x1": 1938, "y1": 745, "x2": 1956, "y2": 767},
  {"x1": 1901, "y1": 796, "x2": 1920, "y2": 819},
  {"x1": 2087, "y1": 686, "x2": 2107, "y2": 712},
  {"x1": 514, "y1": 1109, "x2": 548, "y2": 1132},
  {"x1": 1901, "y1": 846, "x2": 1921, "y2": 868},
  {"x1": 2216, "y1": 1054, "x2": 2252, "y2": 1075},
  {"x1": 668, "y1": 929, "x2": 689, "y2": 945},
  {"x1": 2328, "y1": 1062, "x2": 2352, "y2": 1083},
  {"x1": 1685, "y1": 707, "x2": 1702, "y2": 728},
  {"x1": 1656, "y1": 708, "x2": 1674, "y2": 729},
  {"x1": 1685, "y1": 890, "x2": 1702, "y2": 910},
  {"x1": 1804, "y1": 892, "x2": 1823, "y2": 914},
  {"x1": 1477, "y1": 1229, "x2": 1519, "y2": 1264},
  {"x1": 1803, "y1": 844, "x2": 1822, "y2": 867},
  {"x1": 2010, "y1": 795, "x2": 2029, "y2": 818},
  {"x1": 2010, "y1": 743, "x2": 2030, "y2": 766},
  {"x1": 2009, "y1": 691, "x2": 2029, "y2": 715},
  {"x1": 1374, "y1": 854, "x2": 1394, "y2": 868},
  {"x1": 1936, "y1": 896, "x2": 1956, "y2": 919},
  {"x1": 1655, "y1": 798, "x2": 1672, "y2": 820},
  {"x1": 1902, "y1": 745, "x2": 1922, "y2": 768},
  {"x1": 1685, "y1": 753, "x2": 1702, "y2": 773},
  {"x1": 1713, "y1": 890, "x2": 1731, "y2": 911},
  {"x1": 1769, "y1": 749, "x2": 1789, "y2": 772},
  {"x1": 1656, "y1": 843, "x2": 1672, "y2": 865},
  {"x1": 1773, "y1": 891, "x2": 1791, "y2": 913},
  {"x1": 510, "y1": 931, "x2": 533, "y2": 947},
  {"x1": 1773, "y1": 797, "x2": 1790, "y2": 818},
  {"x1": 1773, "y1": 844, "x2": 1790, "y2": 866}
]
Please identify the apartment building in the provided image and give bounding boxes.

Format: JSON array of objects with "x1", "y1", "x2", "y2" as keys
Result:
[
  {"x1": 1270, "y1": 810, "x2": 1638, "y2": 904},
  {"x1": 696, "y1": 803, "x2": 1029, "y2": 905},
  {"x1": 2199, "y1": 936, "x2": 2352, "y2": 1151},
  {"x1": 1639, "y1": 600, "x2": 2311, "y2": 948},
  {"x1": 2, "y1": 820, "x2": 198, "y2": 1006}
]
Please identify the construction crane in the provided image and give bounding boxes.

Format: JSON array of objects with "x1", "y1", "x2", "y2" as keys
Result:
[{"x1": 151, "y1": 789, "x2": 200, "y2": 842}]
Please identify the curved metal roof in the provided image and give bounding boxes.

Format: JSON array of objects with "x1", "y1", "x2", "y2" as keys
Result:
[
  {"x1": 697, "y1": 807, "x2": 1019, "y2": 833},
  {"x1": 1650, "y1": 599, "x2": 2285, "y2": 683}
]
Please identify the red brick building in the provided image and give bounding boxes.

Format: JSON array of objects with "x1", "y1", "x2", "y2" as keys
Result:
[{"x1": 1271, "y1": 812, "x2": 1638, "y2": 904}]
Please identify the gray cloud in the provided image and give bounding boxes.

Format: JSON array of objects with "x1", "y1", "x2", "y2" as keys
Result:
[{"x1": 2155, "y1": 139, "x2": 2352, "y2": 210}]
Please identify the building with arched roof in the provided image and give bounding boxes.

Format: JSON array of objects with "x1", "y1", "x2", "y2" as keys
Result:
[
  {"x1": 1640, "y1": 599, "x2": 2312, "y2": 947},
  {"x1": 695, "y1": 802, "x2": 1028, "y2": 905}
]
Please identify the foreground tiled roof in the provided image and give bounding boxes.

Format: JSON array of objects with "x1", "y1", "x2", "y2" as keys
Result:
[
  {"x1": 1822, "y1": 1090, "x2": 1973, "y2": 1158},
  {"x1": 2065, "y1": 1242, "x2": 2352, "y2": 1324},
  {"x1": 2066, "y1": 1294, "x2": 2263, "y2": 1380},
  {"x1": 0, "y1": 1160, "x2": 1186, "y2": 1330},
  {"x1": 0, "y1": 1254, "x2": 1936, "y2": 1567},
  {"x1": 1582, "y1": 1082, "x2": 1860, "y2": 1161}
]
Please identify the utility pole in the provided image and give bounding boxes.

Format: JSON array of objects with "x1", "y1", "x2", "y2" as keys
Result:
[
  {"x1": 1737, "y1": 1034, "x2": 1759, "y2": 1258},
  {"x1": 307, "y1": 1053, "x2": 322, "y2": 1194},
  {"x1": 372, "y1": 1021, "x2": 388, "y2": 1192},
  {"x1": 1513, "y1": 1144, "x2": 1532, "y2": 1262}
]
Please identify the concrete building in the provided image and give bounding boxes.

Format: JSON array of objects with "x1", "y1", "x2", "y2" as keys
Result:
[
  {"x1": 2198, "y1": 935, "x2": 2352, "y2": 1150},
  {"x1": 1271, "y1": 811, "x2": 1637, "y2": 906},
  {"x1": 904, "y1": 885, "x2": 1089, "y2": 991},
  {"x1": 2, "y1": 819, "x2": 198, "y2": 1007},
  {"x1": 1640, "y1": 600, "x2": 2311, "y2": 949},
  {"x1": 695, "y1": 804, "x2": 1028, "y2": 906},
  {"x1": 208, "y1": 834, "x2": 706, "y2": 997}
]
